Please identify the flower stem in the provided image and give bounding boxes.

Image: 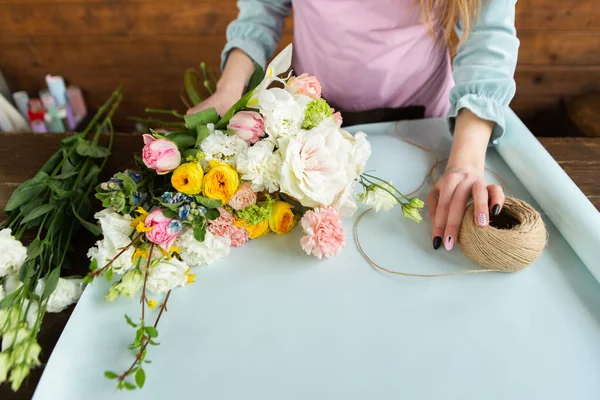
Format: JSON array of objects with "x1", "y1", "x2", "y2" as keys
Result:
[
  {"x1": 144, "y1": 108, "x2": 184, "y2": 119},
  {"x1": 140, "y1": 244, "x2": 154, "y2": 321},
  {"x1": 87, "y1": 234, "x2": 143, "y2": 279},
  {"x1": 361, "y1": 173, "x2": 411, "y2": 201}
]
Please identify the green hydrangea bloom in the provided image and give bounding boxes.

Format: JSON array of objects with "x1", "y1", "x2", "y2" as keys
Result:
[
  {"x1": 235, "y1": 195, "x2": 275, "y2": 225},
  {"x1": 302, "y1": 99, "x2": 333, "y2": 130}
]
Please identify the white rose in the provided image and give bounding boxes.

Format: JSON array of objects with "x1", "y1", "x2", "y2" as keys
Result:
[
  {"x1": 258, "y1": 88, "x2": 304, "y2": 141},
  {"x1": 358, "y1": 182, "x2": 397, "y2": 212},
  {"x1": 35, "y1": 277, "x2": 84, "y2": 313},
  {"x1": 201, "y1": 128, "x2": 249, "y2": 166},
  {"x1": 279, "y1": 119, "x2": 356, "y2": 208},
  {"x1": 146, "y1": 257, "x2": 189, "y2": 295},
  {"x1": 236, "y1": 141, "x2": 283, "y2": 193},
  {"x1": 0, "y1": 229, "x2": 27, "y2": 278},
  {"x1": 176, "y1": 229, "x2": 231, "y2": 267},
  {"x1": 87, "y1": 209, "x2": 135, "y2": 275}
]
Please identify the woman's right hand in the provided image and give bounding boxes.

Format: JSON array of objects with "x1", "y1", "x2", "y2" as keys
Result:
[{"x1": 186, "y1": 86, "x2": 242, "y2": 117}]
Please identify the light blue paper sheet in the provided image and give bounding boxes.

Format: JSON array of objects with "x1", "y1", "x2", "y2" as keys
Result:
[{"x1": 33, "y1": 118, "x2": 600, "y2": 400}]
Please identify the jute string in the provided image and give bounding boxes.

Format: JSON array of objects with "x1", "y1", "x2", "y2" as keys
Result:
[{"x1": 353, "y1": 122, "x2": 547, "y2": 277}]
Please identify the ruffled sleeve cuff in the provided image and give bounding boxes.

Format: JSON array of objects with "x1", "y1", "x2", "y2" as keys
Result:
[{"x1": 447, "y1": 93, "x2": 509, "y2": 144}]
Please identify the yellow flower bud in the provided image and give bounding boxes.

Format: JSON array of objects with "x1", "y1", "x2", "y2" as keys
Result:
[
  {"x1": 234, "y1": 218, "x2": 270, "y2": 239},
  {"x1": 171, "y1": 162, "x2": 204, "y2": 195},
  {"x1": 202, "y1": 160, "x2": 240, "y2": 204},
  {"x1": 269, "y1": 201, "x2": 297, "y2": 234}
]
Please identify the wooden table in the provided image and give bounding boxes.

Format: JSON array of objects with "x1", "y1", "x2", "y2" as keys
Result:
[{"x1": 0, "y1": 133, "x2": 599, "y2": 399}]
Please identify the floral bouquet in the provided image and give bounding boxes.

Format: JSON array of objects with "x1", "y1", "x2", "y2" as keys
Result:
[{"x1": 87, "y1": 44, "x2": 424, "y2": 390}]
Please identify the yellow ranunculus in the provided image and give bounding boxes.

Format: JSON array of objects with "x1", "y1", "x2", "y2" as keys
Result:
[
  {"x1": 269, "y1": 201, "x2": 297, "y2": 234},
  {"x1": 171, "y1": 162, "x2": 204, "y2": 195},
  {"x1": 234, "y1": 218, "x2": 270, "y2": 239},
  {"x1": 202, "y1": 160, "x2": 240, "y2": 204}
]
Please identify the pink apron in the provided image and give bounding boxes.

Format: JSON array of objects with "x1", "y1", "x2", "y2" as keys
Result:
[{"x1": 291, "y1": 0, "x2": 454, "y2": 118}]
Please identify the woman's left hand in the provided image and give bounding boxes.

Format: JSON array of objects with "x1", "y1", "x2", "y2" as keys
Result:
[{"x1": 427, "y1": 166, "x2": 505, "y2": 251}]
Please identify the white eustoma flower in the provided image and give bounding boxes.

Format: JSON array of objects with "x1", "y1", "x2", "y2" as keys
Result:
[
  {"x1": 87, "y1": 209, "x2": 135, "y2": 275},
  {"x1": 1, "y1": 327, "x2": 29, "y2": 351},
  {"x1": 236, "y1": 141, "x2": 283, "y2": 193},
  {"x1": 3, "y1": 274, "x2": 22, "y2": 294},
  {"x1": 0, "y1": 351, "x2": 11, "y2": 383},
  {"x1": 0, "y1": 229, "x2": 27, "y2": 278},
  {"x1": 358, "y1": 182, "x2": 398, "y2": 212},
  {"x1": 348, "y1": 131, "x2": 371, "y2": 177},
  {"x1": 35, "y1": 277, "x2": 84, "y2": 313},
  {"x1": 257, "y1": 88, "x2": 304, "y2": 142},
  {"x1": 331, "y1": 181, "x2": 359, "y2": 217},
  {"x1": 0, "y1": 284, "x2": 4, "y2": 300},
  {"x1": 105, "y1": 269, "x2": 143, "y2": 302},
  {"x1": 146, "y1": 257, "x2": 189, "y2": 295},
  {"x1": 176, "y1": 229, "x2": 231, "y2": 267},
  {"x1": 201, "y1": 128, "x2": 249, "y2": 166}
]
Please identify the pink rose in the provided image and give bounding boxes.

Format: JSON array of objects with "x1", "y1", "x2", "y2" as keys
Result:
[
  {"x1": 142, "y1": 134, "x2": 181, "y2": 174},
  {"x1": 228, "y1": 182, "x2": 257, "y2": 210},
  {"x1": 286, "y1": 74, "x2": 322, "y2": 99},
  {"x1": 144, "y1": 209, "x2": 181, "y2": 251},
  {"x1": 227, "y1": 111, "x2": 265, "y2": 144},
  {"x1": 207, "y1": 208, "x2": 249, "y2": 247},
  {"x1": 300, "y1": 207, "x2": 345, "y2": 259},
  {"x1": 332, "y1": 111, "x2": 343, "y2": 128}
]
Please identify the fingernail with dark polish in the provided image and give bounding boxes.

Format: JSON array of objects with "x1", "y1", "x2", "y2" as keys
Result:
[
  {"x1": 433, "y1": 236, "x2": 442, "y2": 250},
  {"x1": 492, "y1": 204, "x2": 500, "y2": 216},
  {"x1": 445, "y1": 236, "x2": 454, "y2": 251}
]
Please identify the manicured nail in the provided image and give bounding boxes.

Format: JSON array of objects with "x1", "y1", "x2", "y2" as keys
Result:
[
  {"x1": 492, "y1": 204, "x2": 500, "y2": 216},
  {"x1": 433, "y1": 236, "x2": 442, "y2": 250},
  {"x1": 477, "y1": 213, "x2": 488, "y2": 226},
  {"x1": 445, "y1": 236, "x2": 454, "y2": 251}
]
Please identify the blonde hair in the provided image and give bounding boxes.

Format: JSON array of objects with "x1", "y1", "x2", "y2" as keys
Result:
[{"x1": 418, "y1": 0, "x2": 482, "y2": 50}]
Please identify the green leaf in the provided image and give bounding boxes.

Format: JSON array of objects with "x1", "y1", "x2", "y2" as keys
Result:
[
  {"x1": 27, "y1": 239, "x2": 43, "y2": 260},
  {"x1": 18, "y1": 262, "x2": 29, "y2": 282},
  {"x1": 123, "y1": 381, "x2": 137, "y2": 391},
  {"x1": 135, "y1": 368, "x2": 146, "y2": 388},
  {"x1": 195, "y1": 124, "x2": 211, "y2": 147},
  {"x1": 246, "y1": 62, "x2": 265, "y2": 93},
  {"x1": 116, "y1": 172, "x2": 137, "y2": 195},
  {"x1": 162, "y1": 209, "x2": 178, "y2": 218},
  {"x1": 54, "y1": 170, "x2": 79, "y2": 180},
  {"x1": 194, "y1": 196, "x2": 222, "y2": 209},
  {"x1": 75, "y1": 138, "x2": 111, "y2": 158},
  {"x1": 166, "y1": 130, "x2": 196, "y2": 151},
  {"x1": 184, "y1": 108, "x2": 219, "y2": 130},
  {"x1": 134, "y1": 328, "x2": 144, "y2": 347},
  {"x1": 125, "y1": 315, "x2": 138, "y2": 328},
  {"x1": 106, "y1": 268, "x2": 114, "y2": 281},
  {"x1": 184, "y1": 68, "x2": 203, "y2": 105},
  {"x1": 0, "y1": 289, "x2": 20, "y2": 309},
  {"x1": 60, "y1": 133, "x2": 82, "y2": 147},
  {"x1": 205, "y1": 208, "x2": 220, "y2": 221},
  {"x1": 48, "y1": 179, "x2": 74, "y2": 199},
  {"x1": 104, "y1": 371, "x2": 118, "y2": 380},
  {"x1": 42, "y1": 267, "x2": 61, "y2": 300},
  {"x1": 61, "y1": 153, "x2": 75, "y2": 175},
  {"x1": 193, "y1": 225, "x2": 206, "y2": 242},
  {"x1": 4, "y1": 172, "x2": 49, "y2": 212},
  {"x1": 89, "y1": 258, "x2": 98, "y2": 272},
  {"x1": 144, "y1": 360, "x2": 152, "y2": 364},
  {"x1": 72, "y1": 204, "x2": 102, "y2": 236},
  {"x1": 22, "y1": 203, "x2": 55, "y2": 223},
  {"x1": 82, "y1": 165, "x2": 101, "y2": 187},
  {"x1": 144, "y1": 326, "x2": 159, "y2": 338},
  {"x1": 40, "y1": 150, "x2": 63, "y2": 175},
  {"x1": 215, "y1": 90, "x2": 254, "y2": 129},
  {"x1": 134, "y1": 155, "x2": 145, "y2": 169}
]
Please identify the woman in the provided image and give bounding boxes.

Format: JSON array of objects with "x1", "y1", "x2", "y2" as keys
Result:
[{"x1": 188, "y1": 0, "x2": 519, "y2": 251}]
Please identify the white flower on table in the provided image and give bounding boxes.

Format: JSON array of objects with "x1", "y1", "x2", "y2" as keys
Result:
[
  {"x1": 236, "y1": 141, "x2": 283, "y2": 193},
  {"x1": 35, "y1": 277, "x2": 84, "y2": 313},
  {"x1": 87, "y1": 209, "x2": 135, "y2": 275},
  {"x1": 105, "y1": 269, "x2": 143, "y2": 302},
  {"x1": 0, "y1": 229, "x2": 27, "y2": 278},
  {"x1": 257, "y1": 88, "x2": 305, "y2": 142},
  {"x1": 146, "y1": 257, "x2": 190, "y2": 295},
  {"x1": 176, "y1": 229, "x2": 231, "y2": 267},
  {"x1": 358, "y1": 181, "x2": 397, "y2": 212},
  {"x1": 201, "y1": 126, "x2": 249, "y2": 166}
]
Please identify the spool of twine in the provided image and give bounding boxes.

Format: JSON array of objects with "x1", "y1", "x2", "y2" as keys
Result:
[{"x1": 458, "y1": 197, "x2": 547, "y2": 272}]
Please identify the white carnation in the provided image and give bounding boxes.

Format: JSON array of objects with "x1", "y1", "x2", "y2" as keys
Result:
[
  {"x1": 35, "y1": 277, "x2": 84, "y2": 313},
  {"x1": 201, "y1": 127, "x2": 249, "y2": 166},
  {"x1": 358, "y1": 182, "x2": 397, "y2": 212},
  {"x1": 146, "y1": 257, "x2": 189, "y2": 295},
  {"x1": 236, "y1": 141, "x2": 283, "y2": 193},
  {"x1": 87, "y1": 209, "x2": 135, "y2": 275},
  {"x1": 0, "y1": 229, "x2": 27, "y2": 278},
  {"x1": 176, "y1": 229, "x2": 231, "y2": 267},
  {"x1": 258, "y1": 88, "x2": 304, "y2": 142}
]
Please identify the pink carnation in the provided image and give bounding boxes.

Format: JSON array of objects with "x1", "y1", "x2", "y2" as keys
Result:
[
  {"x1": 228, "y1": 182, "x2": 257, "y2": 211},
  {"x1": 207, "y1": 207, "x2": 249, "y2": 247},
  {"x1": 300, "y1": 207, "x2": 345, "y2": 259},
  {"x1": 286, "y1": 74, "x2": 322, "y2": 100},
  {"x1": 211, "y1": 207, "x2": 235, "y2": 226}
]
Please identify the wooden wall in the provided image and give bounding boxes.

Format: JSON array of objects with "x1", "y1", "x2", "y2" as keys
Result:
[{"x1": 1, "y1": 0, "x2": 599, "y2": 133}]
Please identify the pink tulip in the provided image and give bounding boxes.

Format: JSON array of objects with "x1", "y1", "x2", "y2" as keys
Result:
[
  {"x1": 142, "y1": 134, "x2": 181, "y2": 174},
  {"x1": 144, "y1": 209, "x2": 181, "y2": 251},
  {"x1": 227, "y1": 111, "x2": 265, "y2": 144}
]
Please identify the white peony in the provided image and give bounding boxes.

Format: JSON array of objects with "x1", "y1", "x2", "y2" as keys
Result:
[
  {"x1": 87, "y1": 209, "x2": 135, "y2": 275},
  {"x1": 236, "y1": 141, "x2": 283, "y2": 193},
  {"x1": 331, "y1": 180, "x2": 359, "y2": 217},
  {"x1": 0, "y1": 229, "x2": 27, "y2": 278},
  {"x1": 176, "y1": 229, "x2": 231, "y2": 267},
  {"x1": 35, "y1": 277, "x2": 84, "y2": 313},
  {"x1": 358, "y1": 181, "x2": 398, "y2": 212},
  {"x1": 146, "y1": 257, "x2": 189, "y2": 295},
  {"x1": 201, "y1": 126, "x2": 249, "y2": 166},
  {"x1": 257, "y1": 88, "x2": 304, "y2": 142}
]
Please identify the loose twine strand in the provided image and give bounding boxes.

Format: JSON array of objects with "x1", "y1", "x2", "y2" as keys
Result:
[{"x1": 353, "y1": 122, "x2": 542, "y2": 277}]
